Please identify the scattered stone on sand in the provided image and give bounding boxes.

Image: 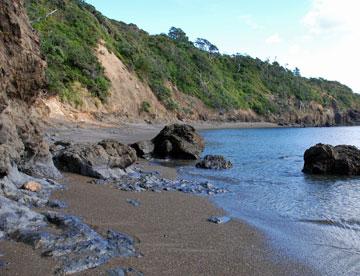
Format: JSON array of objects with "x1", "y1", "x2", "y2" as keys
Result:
[
  {"x1": 52, "y1": 139, "x2": 137, "y2": 179},
  {"x1": 151, "y1": 124, "x2": 205, "y2": 160},
  {"x1": 21, "y1": 181, "x2": 42, "y2": 192},
  {"x1": 208, "y1": 216, "x2": 232, "y2": 224},
  {"x1": 107, "y1": 267, "x2": 144, "y2": 276},
  {"x1": 196, "y1": 155, "x2": 233, "y2": 170},
  {"x1": 130, "y1": 140, "x2": 154, "y2": 159},
  {"x1": 47, "y1": 199, "x2": 67, "y2": 209},
  {"x1": 303, "y1": 143, "x2": 360, "y2": 175},
  {"x1": 126, "y1": 199, "x2": 141, "y2": 207},
  {"x1": 95, "y1": 171, "x2": 227, "y2": 195}
]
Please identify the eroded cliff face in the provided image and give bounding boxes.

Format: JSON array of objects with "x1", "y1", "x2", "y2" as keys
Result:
[{"x1": 0, "y1": 0, "x2": 60, "y2": 178}]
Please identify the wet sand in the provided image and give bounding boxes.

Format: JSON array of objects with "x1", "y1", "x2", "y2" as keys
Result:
[
  {"x1": 0, "y1": 122, "x2": 316, "y2": 275},
  {"x1": 1, "y1": 169, "x2": 315, "y2": 275}
]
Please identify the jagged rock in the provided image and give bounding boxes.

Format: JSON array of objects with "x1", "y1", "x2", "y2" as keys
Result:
[
  {"x1": 53, "y1": 139, "x2": 137, "y2": 179},
  {"x1": 151, "y1": 124, "x2": 204, "y2": 160},
  {"x1": 47, "y1": 199, "x2": 67, "y2": 209},
  {"x1": 196, "y1": 155, "x2": 233, "y2": 170},
  {"x1": 303, "y1": 143, "x2": 360, "y2": 175},
  {"x1": 21, "y1": 181, "x2": 42, "y2": 192},
  {"x1": 130, "y1": 140, "x2": 154, "y2": 159},
  {"x1": 12, "y1": 212, "x2": 136, "y2": 274}
]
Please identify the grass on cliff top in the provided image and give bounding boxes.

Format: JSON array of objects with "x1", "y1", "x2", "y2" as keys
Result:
[{"x1": 25, "y1": 0, "x2": 360, "y2": 114}]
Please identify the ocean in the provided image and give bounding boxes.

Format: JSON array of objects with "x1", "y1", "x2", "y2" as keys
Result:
[{"x1": 178, "y1": 126, "x2": 360, "y2": 275}]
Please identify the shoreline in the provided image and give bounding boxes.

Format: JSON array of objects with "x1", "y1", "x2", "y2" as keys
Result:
[
  {"x1": 0, "y1": 121, "x2": 317, "y2": 275},
  {"x1": 0, "y1": 170, "x2": 316, "y2": 275}
]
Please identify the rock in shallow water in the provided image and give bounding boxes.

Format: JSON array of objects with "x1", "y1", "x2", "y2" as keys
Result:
[
  {"x1": 126, "y1": 199, "x2": 141, "y2": 207},
  {"x1": 303, "y1": 143, "x2": 360, "y2": 175},
  {"x1": 196, "y1": 155, "x2": 233, "y2": 170}
]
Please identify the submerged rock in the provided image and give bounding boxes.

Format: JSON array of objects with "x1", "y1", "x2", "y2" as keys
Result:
[
  {"x1": 196, "y1": 155, "x2": 233, "y2": 170},
  {"x1": 151, "y1": 124, "x2": 204, "y2": 160},
  {"x1": 47, "y1": 199, "x2": 67, "y2": 209},
  {"x1": 53, "y1": 139, "x2": 137, "y2": 179},
  {"x1": 107, "y1": 267, "x2": 144, "y2": 276},
  {"x1": 303, "y1": 143, "x2": 360, "y2": 175},
  {"x1": 208, "y1": 216, "x2": 231, "y2": 224}
]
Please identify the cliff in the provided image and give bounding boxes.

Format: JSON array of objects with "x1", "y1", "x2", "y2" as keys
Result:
[{"x1": 0, "y1": 0, "x2": 59, "y2": 178}]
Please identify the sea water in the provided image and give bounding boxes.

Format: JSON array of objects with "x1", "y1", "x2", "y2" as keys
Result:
[{"x1": 178, "y1": 126, "x2": 360, "y2": 275}]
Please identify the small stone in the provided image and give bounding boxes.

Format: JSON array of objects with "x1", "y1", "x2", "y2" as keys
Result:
[
  {"x1": 47, "y1": 200, "x2": 67, "y2": 209},
  {"x1": 21, "y1": 181, "x2": 42, "y2": 192},
  {"x1": 126, "y1": 199, "x2": 141, "y2": 207},
  {"x1": 208, "y1": 216, "x2": 231, "y2": 224}
]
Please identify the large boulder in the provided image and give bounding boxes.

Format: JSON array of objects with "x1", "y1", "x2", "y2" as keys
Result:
[
  {"x1": 303, "y1": 143, "x2": 360, "y2": 175},
  {"x1": 151, "y1": 124, "x2": 204, "y2": 160},
  {"x1": 53, "y1": 139, "x2": 137, "y2": 179},
  {"x1": 196, "y1": 155, "x2": 233, "y2": 170},
  {"x1": 130, "y1": 140, "x2": 154, "y2": 159}
]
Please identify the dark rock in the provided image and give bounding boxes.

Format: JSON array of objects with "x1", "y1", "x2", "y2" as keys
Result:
[
  {"x1": 96, "y1": 172, "x2": 227, "y2": 195},
  {"x1": 53, "y1": 139, "x2": 137, "y2": 179},
  {"x1": 107, "y1": 267, "x2": 144, "y2": 276},
  {"x1": 303, "y1": 143, "x2": 360, "y2": 175},
  {"x1": 47, "y1": 200, "x2": 67, "y2": 209},
  {"x1": 196, "y1": 155, "x2": 233, "y2": 170},
  {"x1": 12, "y1": 212, "x2": 136, "y2": 274},
  {"x1": 130, "y1": 140, "x2": 154, "y2": 159},
  {"x1": 151, "y1": 124, "x2": 204, "y2": 160},
  {"x1": 126, "y1": 199, "x2": 141, "y2": 207},
  {"x1": 208, "y1": 216, "x2": 231, "y2": 224}
]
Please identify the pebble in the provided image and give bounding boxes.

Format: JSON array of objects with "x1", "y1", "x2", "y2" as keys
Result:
[
  {"x1": 126, "y1": 199, "x2": 141, "y2": 207},
  {"x1": 208, "y1": 216, "x2": 231, "y2": 224},
  {"x1": 21, "y1": 181, "x2": 42, "y2": 192}
]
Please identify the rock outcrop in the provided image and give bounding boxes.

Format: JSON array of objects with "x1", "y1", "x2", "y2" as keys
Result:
[
  {"x1": 196, "y1": 155, "x2": 233, "y2": 170},
  {"x1": 151, "y1": 124, "x2": 204, "y2": 160},
  {"x1": 52, "y1": 139, "x2": 137, "y2": 179},
  {"x1": 303, "y1": 143, "x2": 360, "y2": 175},
  {"x1": 0, "y1": 0, "x2": 60, "y2": 179}
]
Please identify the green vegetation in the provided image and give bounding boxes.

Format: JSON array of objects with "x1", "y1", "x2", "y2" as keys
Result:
[
  {"x1": 25, "y1": 0, "x2": 360, "y2": 114},
  {"x1": 140, "y1": 101, "x2": 151, "y2": 113}
]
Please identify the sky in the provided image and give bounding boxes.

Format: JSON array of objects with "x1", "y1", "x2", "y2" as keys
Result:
[{"x1": 85, "y1": 0, "x2": 360, "y2": 93}]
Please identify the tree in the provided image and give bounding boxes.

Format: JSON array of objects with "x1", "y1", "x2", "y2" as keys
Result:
[
  {"x1": 168, "y1": 27, "x2": 189, "y2": 43},
  {"x1": 194, "y1": 38, "x2": 219, "y2": 54},
  {"x1": 293, "y1": 67, "x2": 301, "y2": 77}
]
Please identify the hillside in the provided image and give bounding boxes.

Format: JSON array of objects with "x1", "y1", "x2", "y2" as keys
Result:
[{"x1": 25, "y1": 0, "x2": 360, "y2": 126}]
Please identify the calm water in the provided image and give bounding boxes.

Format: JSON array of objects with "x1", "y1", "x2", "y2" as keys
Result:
[{"x1": 178, "y1": 126, "x2": 360, "y2": 275}]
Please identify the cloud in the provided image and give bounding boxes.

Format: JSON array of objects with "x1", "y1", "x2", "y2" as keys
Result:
[
  {"x1": 239, "y1": 15, "x2": 263, "y2": 30},
  {"x1": 302, "y1": 0, "x2": 360, "y2": 36},
  {"x1": 265, "y1": 33, "x2": 282, "y2": 44}
]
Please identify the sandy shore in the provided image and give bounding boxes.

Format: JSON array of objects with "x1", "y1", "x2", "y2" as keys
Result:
[
  {"x1": 0, "y1": 121, "x2": 316, "y2": 275},
  {"x1": 0, "y1": 170, "x2": 315, "y2": 275},
  {"x1": 46, "y1": 120, "x2": 278, "y2": 145}
]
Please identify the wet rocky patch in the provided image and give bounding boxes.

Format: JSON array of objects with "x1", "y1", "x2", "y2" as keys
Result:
[
  {"x1": 93, "y1": 170, "x2": 227, "y2": 195},
  {"x1": 107, "y1": 267, "x2": 144, "y2": 276},
  {"x1": 208, "y1": 216, "x2": 232, "y2": 224}
]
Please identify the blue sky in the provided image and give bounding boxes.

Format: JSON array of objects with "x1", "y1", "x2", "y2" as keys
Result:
[{"x1": 85, "y1": 0, "x2": 360, "y2": 93}]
